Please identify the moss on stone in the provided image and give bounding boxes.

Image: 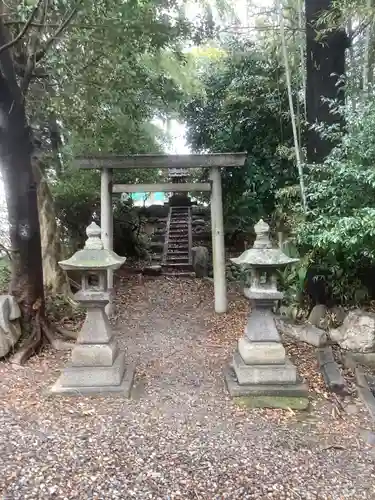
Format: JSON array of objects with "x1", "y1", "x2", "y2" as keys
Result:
[{"x1": 234, "y1": 395, "x2": 309, "y2": 410}]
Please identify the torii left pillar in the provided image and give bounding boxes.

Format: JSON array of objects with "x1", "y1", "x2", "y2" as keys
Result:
[{"x1": 100, "y1": 167, "x2": 114, "y2": 316}]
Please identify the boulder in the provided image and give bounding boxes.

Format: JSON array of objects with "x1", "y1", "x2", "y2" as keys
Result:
[
  {"x1": 329, "y1": 309, "x2": 375, "y2": 352},
  {"x1": 0, "y1": 295, "x2": 22, "y2": 358},
  {"x1": 330, "y1": 305, "x2": 346, "y2": 327},
  {"x1": 276, "y1": 318, "x2": 328, "y2": 347},
  {"x1": 308, "y1": 304, "x2": 328, "y2": 328},
  {"x1": 192, "y1": 246, "x2": 209, "y2": 278}
]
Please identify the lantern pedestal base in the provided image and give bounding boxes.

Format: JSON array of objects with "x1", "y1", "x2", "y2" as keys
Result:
[
  {"x1": 225, "y1": 366, "x2": 308, "y2": 406},
  {"x1": 50, "y1": 357, "x2": 135, "y2": 398},
  {"x1": 232, "y1": 351, "x2": 297, "y2": 385}
]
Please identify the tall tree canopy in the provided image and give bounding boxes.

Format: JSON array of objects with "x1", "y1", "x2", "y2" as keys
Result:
[{"x1": 183, "y1": 39, "x2": 297, "y2": 229}]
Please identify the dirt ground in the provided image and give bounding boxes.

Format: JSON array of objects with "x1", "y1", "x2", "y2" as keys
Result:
[{"x1": 1, "y1": 277, "x2": 375, "y2": 499}]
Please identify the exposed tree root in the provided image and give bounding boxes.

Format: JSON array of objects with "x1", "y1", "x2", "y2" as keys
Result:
[
  {"x1": 10, "y1": 310, "x2": 43, "y2": 365},
  {"x1": 10, "y1": 311, "x2": 75, "y2": 365},
  {"x1": 40, "y1": 318, "x2": 73, "y2": 351},
  {"x1": 55, "y1": 326, "x2": 78, "y2": 340}
]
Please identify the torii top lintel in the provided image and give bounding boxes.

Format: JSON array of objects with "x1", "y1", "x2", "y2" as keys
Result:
[{"x1": 74, "y1": 153, "x2": 247, "y2": 169}]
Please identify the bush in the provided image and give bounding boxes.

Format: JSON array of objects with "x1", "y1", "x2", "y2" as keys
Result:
[{"x1": 277, "y1": 96, "x2": 375, "y2": 306}]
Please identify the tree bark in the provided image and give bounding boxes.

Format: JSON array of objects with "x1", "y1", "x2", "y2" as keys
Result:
[
  {"x1": 278, "y1": 1, "x2": 307, "y2": 211},
  {"x1": 305, "y1": 0, "x2": 349, "y2": 163},
  {"x1": 33, "y1": 161, "x2": 71, "y2": 296},
  {"x1": 0, "y1": 21, "x2": 44, "y2": 322}
]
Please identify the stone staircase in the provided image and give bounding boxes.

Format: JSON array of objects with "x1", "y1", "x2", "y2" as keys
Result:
[{"x1": 162, "y1": 206, "x2": 194, "y2": 276}]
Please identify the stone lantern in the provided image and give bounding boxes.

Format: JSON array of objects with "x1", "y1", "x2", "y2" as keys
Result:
[
  {"x1": 50, "y1": 222, "x2": 135, "y2": 396},
  {"x1": 225, "y1": 219, "x2": 308, "y2": 406}
]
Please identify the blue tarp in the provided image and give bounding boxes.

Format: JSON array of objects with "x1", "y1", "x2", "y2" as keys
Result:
[{"x1": 130, "y1": 192, "x2": 165, "y2": 202}]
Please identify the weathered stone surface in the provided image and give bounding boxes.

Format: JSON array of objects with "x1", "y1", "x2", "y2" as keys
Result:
[
  {"x1": 59, "y1": 352, "x2": 126, "y2": 387},
  {"x1": 233, "y1": 352, "x2": 297, "y2": 385},
  {"x1": 227, "y1": 218, "x2": 304, "y2": 401},
  {"x1": 330, "y1": 305, "x2": 346, "y2": 327},
  {"x1": 0, "y1": 295, "x2": 21, "y2": 358},
  {"x1": 244, "y1": 309, "x2": 281, "y2": 343},
  {"x1": 234, "y1": 395, "x2": 309, "y2": 410},
  {"x1": 276, "y1": 318, "x2": 328, "y2": 347},
  {"x1": 345, "y1": 352, "x2": 375, "y2": 369},
  {"x1": 355, "y1": 367, "x2": 375, "y2": 421},
  {"x1": 51, "y1": 223, "x2": 134, "y2": 397},
  {"x1": 238, "y1": 337, "x2": 285, "y2": 365},
  {"x1": 225, "y1": 367, "x2": 308, "y2": 399},
  {"x1": 71, "y1": 340, "x2": 118, "y2": 367},
  {"x1": 191, "y1": 246, "x2": 209, "y2": 278},
  {"x1": 308, "y1": 305, "x2": 328, "y2": 328},
  {"x1": 329, "y1": 309, "x2": 375, "y2": 352},
  {"x1": 316, "y1": 347, "x2": 347, "y2": 395},
  {"x1": 50, "y1": 363, "x2": 135, "y2": 397},
  {"x1": 78, "y1": 306, "x2": 113, "y2": 344}
]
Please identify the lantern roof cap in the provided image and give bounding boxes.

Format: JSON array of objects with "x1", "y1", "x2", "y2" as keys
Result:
[
  {"x1": 59, "y1": 222, "x2": 126, "y2": 271},
  {"x1": 230, "y1": 219, "x2": 298, "y2": 268}
]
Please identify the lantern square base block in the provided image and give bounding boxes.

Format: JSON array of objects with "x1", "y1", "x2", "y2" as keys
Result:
[
  {"x1": 50, "y1": 360, "x2": 135, "y2": 397},
  {"x1": 225, "y1": 366, "x2": 308, "y2": 403},
  {"x1": 238, "y1": 338, "x2": 286, "y2": 364},
  {"x1": 232, "y1": 351, "x2": 297, "y2": 385}
]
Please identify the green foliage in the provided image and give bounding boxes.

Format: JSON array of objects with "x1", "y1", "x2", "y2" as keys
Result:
[
  {"x1": 44, "y1": 0, "x2": 212, "y2": 157},
  {"x1": 25, "y1": 0, "x2": 214, "y2": 252},
  {"x1": 52, "y1": 168, "x2": 100, "y2": 250},
  {"x1": 183, "y1": 39, "x2": 298, "y2": 231},
  {"x1": 113, "y1": 201, "x2": 150, "y2": 258},
  {"x1": 278, "y1": 96, "x2": 375, "y2": 305}
]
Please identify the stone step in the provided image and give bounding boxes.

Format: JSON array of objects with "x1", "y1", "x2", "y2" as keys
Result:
[
  {"x1": 163, "y1": 271, "x2": 196, "y2": 278},
  {"x1": 166, "y1": 256, "x2": 190, "y2": 263},
  {"x1": 166, "y1": 250, "x2": 189, "y2": 256},
  {"x1": 168, "y1": 242, "x2": 188, "y2": 247},
  {"x1": 169, "y1": 235, "x2": 188, "y2": 240},
  {"x1": 162, "y1": 262, "x2": 193, "y2": 270}
]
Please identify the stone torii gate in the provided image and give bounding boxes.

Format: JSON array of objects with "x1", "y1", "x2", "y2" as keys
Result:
[{"x1": 75, "y1": 153, "x2": 246, "y2": 314}]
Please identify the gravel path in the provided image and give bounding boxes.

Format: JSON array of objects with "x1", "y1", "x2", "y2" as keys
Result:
[{"x1": 1, "y1": 277, "x2": 375, "y2": 499}]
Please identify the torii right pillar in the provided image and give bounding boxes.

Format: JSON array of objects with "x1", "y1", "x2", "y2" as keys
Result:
[{"x1": 210, "y1": 166, "x2": 227, "y2": 314}]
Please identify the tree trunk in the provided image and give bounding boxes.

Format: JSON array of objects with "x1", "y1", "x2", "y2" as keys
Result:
[
  {"x1": 362, "y1": 0, "x2": 373, "y2": 96},
  {"x1": 0, "y1": 99, "x2": 44, "y2": 319},
  {"x1": 278, "y1": 1, "x2": 307, "y2": 212},
  {"x1": 33, "y1": 161, "x2": 71, "y2": 296},
  {"x1": 0, "y1": 22, "x2": 44, "y2": 322},
  {"x1": 305, "y1": 0, "x2": 349, "y2": 163}
]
